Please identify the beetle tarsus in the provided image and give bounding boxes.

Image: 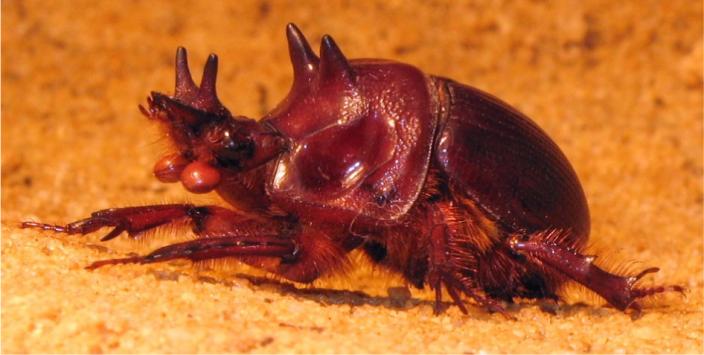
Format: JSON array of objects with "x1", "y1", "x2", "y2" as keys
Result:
[
  {"x1": 20, "y1": 221, "x2": 70, "y2": 233},
  {"x1": 432, "y1": 281, "x2": 444, "y2": 314},
  {"x1": 445, "y1": 284, "x2": 468, "y2": 314},
  {"x1": 444, "y1": 272, "x2": 515, "y2": 320},
  {"x1": 630, "y1": 284, "x2": 687, "y2": 302}
]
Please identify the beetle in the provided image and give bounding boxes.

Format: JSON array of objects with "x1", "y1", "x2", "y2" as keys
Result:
[{"x1": 23, "y1": 23, "x2": 682, "y2": 317}]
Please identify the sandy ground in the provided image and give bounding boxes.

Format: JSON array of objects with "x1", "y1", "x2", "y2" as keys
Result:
[{"x1": 2, "y1": 0, "x2": 702, "y2": 353}]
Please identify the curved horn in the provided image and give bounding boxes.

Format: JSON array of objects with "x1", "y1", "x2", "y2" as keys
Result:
[
  {"x1": 196, "y1": 54, "x2": 228, "y2": 114},
  {"x1": 319, "y1": 35, "x2": 354, "y2": 83},
  {"x1": 199, "y1": 54, "x2": 218, "y2": 99},
  {"x1": 174, "y1": 47, "x2": 198, "y2": 100},
  {"x1": 153, "y1": 48, "x2": 230, "y2": 125},
  {"x1": 286, "y1": 23, "x2": 319, "y2": 87}
]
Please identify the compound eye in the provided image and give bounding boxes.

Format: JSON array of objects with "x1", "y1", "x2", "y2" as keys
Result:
[
  {"x1": 215, "y1": 133, "x2": 254, "y2": 168},
  {"x1": 180, "y1": 161, "x2": 221, "y2": 193}
]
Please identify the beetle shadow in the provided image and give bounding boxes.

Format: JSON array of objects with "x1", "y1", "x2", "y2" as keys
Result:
[
  {"x1": 88, "y1": 248, "x2": 450, "y2": 313},
  {"x1": 146, "y1": 264, "x2": 633, "y2": 319},
  {"x1": 235, "y1": 273, "x2": 432, "y2": 312},
  {"x1": 181, "y1": 267, "x2": 451, "y2": 313},
  {"x1": 194, "y1": 271, "x2": 606, "y2": 318},
  {"x1": 229, "y1": 274, "x2": 620, "y2": 318}
]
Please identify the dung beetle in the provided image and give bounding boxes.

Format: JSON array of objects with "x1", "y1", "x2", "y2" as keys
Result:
[{"x1": 23, "y1": 23, "x2": 682, "y2": 317}]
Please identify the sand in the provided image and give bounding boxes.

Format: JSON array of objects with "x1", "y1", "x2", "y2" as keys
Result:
[{"x1": 2, "y1": 0, "x2": 702, "y2": 353}]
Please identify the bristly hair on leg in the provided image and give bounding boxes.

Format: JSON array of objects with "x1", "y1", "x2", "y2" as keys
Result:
[{"x1": 513, "y1": 229, "x2": 686, "y2": 314}]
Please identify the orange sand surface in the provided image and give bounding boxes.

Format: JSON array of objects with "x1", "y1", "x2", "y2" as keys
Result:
[{"x1": 2, "y1": 1, "x2": 703, "y2": 353}]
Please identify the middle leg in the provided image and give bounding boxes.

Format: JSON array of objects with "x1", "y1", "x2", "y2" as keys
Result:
[{"x1": 425, "y1": 202, "x2": 514, "y2": 318}]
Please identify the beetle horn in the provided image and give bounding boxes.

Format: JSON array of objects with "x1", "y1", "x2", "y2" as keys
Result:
[
  {"x1": 174, "y1": 47, "x2": 198, "y2": 100},
  {"x1": 319, "y1": 35, "x2": 354, "y2": 83},
  {"x1": 152, "y1": 48, "x2": 230, "y2": 123},
  {"x1": 286, "y1": 23, "x2": 319, "y2": 88},
  {"x1": 196, "y1": 53, "x2": 227, "y2": 114}
]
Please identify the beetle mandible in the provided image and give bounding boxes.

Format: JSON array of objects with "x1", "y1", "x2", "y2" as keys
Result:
[{"x1": 23, "y1": 23, "x2": 683, "y2": 317}]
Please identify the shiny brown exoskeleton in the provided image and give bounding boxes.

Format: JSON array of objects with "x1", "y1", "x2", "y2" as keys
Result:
[{"x1": 23, "y1": 24, "x2": 682, "y2": 317}]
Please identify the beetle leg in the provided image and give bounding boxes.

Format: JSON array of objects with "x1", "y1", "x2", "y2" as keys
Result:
[
  {"x1": 85, "y1": 235, "x2": 296, "y2": 270},
  {"x1": 427, "y1": 204, "x2": 514, "y2": 318},
  {"x1": 509, "y1": 230, "x2": 686, "y2": 314},
  {"x1": 443, "y1": 272, "x2": 515, "y2": 320},
  {"x1": 87, "y1": 224, "x2": 348, "y2": 284},
  {"x1": 21, "y1": 204, "x2": 259, "y2": 241}
]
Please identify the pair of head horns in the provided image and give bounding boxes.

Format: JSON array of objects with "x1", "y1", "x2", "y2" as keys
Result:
[
  {"x1": 285, "y1": 23, "x2": 354, "y2": 90},
  {"x1": 172, "y1": 48, "x2": 229, "y2": 116},
  {"x1": 171, "y1": 23, "x2": 353, "y2": 115}
]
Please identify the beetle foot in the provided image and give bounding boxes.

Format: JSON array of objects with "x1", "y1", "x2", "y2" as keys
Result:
[
  {"x1": 430, "y1": 269, "x2": 514, "y2": 319},
  {"x1": 621, "y1": 269, "x2": 686, "y2": 317},
  {"x1": 446, "y1": 273, "x2": 515, "y2": 320},
  {"x1": 21, "y1": 221, "x2": 74, "y2": 234},
  {"x1": 429, "y1": 270, "x2": 466, "y2": 314}
]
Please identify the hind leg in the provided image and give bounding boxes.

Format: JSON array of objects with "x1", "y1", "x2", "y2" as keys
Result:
[
  {"x1": 509, "y1": 229, "x2": 685, "y2": 314},
  {"x1": 476, "y1": 244, "x2": 563, "y2": 304}
]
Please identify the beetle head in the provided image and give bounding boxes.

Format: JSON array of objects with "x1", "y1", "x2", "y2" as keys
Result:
[{"x1": 141, "y1": 49, "x2": 285, "y2": 194}]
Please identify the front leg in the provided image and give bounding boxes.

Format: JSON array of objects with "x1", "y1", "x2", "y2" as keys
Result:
[{"x1": 21, "y1": 204, "x2": 260, "y2": 241}]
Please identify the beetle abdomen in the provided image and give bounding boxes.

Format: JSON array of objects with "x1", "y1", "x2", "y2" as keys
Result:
[{"x1": 434, "y1": 78, "x2": 590, "y2": 241}]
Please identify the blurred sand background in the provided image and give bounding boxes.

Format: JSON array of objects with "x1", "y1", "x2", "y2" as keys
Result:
[{"x1": 2, "y1": 0, "x2": 702, "y2": 353}]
